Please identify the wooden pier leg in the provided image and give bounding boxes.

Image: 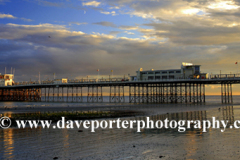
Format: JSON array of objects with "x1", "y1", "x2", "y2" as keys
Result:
[
  {"x1": 100, "y1": 86, "x2": 103, "y2": 102},
  {"x1": 166, "y1": 84, "x2": 168, "y2": 103},
  {"x1": 53, "y1": 87, "x2": 54, "y2": 102},
  {"x1": 146, "y1": 84, "x2": 149, "y2": 103},
  {"x1": 193, "y1": 84, "x2": 195, "y2": 103},
  {"x1": 185, "y1": 83, "x2": 187, "y2": 103},
  {"x1": 200, "y1": 84, "x2": 202, "y2": 103},
  {"x1": 221, "y1": 83, "x2": 223, "y2": 103},
  {"x1": 170, "y1": 83, "x2": 173, "y2": 103},
  {"x1": 76, "y1": 87, "x2": 78, "y2": 102},
  {"x1": 227, "y1": 84, "x2": 230, "y2": 103},
  {"x1": 47, "y1": 88, "x2": 50, "y2": 102},
  {"x1": 115, "y1": 86, "x2": 118, "y2": 103},
  {"x1": 189, "y1": 83, "x2": 191, "y2": 103},
  {"x1": 57, "y1": 87, "x2": 59, "y2": 102},
  {"x1": 224, "y1": 84, "x2": 227, "y2": 103},
  {"x1": 230, "y1": 84, "x2": 233, "y2": 103},
  {"x1": 110, "y1": 86, "x2": 112, "y2": 103},
  {"x1": 138, "y1": 84, "x2": 140, "y2": 103},
  {"x1": 175, "y1": 83, "x2": 177, "y2": 103},
  {"x1": 62, "y1": 87, "x2": 64, "y2": 102},
  {"x1": 72, "y1": 86, "x2": 74, "y2": 102},
  {"x1": 122, "y1": 86, "x2": 125, "y2": 103},
  {"x1": 163, "y1": 84, "x2": 165, "y2": 103},
  {"x1": 203, "y1": 84, "x2": 205, "y2": 103},
  {"x1": 80, "y1": 87, "x2": 82, "y2": 102},
  {"x1": 134, "y1": 85, "x2": 136, "y2": 103},
  {"x1": 196, "y1": 84, "x2": 199, "y2": 103},
  {"x1": 67, "y1": 87, "x2": 69, "y2": 102}
]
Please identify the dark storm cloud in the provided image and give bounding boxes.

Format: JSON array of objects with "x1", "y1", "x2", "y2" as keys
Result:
[
  {"x1": 143, "y1": 20, "x2": 240, "y2": 45},
  {"x1": 207, "y1": 8, "x2": 240, "y2": 18}
]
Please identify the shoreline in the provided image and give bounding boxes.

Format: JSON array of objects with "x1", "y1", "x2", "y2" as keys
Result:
[{"x1": 1, "y1": 102, "x2": 237, "y2": 116}]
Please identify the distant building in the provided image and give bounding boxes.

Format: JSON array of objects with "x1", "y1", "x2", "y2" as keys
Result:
[
  {"x1": 0, "y1": 74, "x2": 14, "y2": 86},
  {"x1": 53, "y1": 78, "x2": 68, "y2": 84},
  {"x1": 130, "y1": 62, "x2": 208, "y2": 81}
]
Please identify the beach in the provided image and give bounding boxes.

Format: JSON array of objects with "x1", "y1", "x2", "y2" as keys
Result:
[{"x1": 0, "y1": 96, "x2": 240, "y2": 159}]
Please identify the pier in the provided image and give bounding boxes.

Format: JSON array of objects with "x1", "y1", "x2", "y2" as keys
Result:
[{"x1": 0, "y1": 74, "x2": 239, "y2": 104}]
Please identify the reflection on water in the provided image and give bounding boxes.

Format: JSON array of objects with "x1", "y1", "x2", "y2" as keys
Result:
[
  {"x1": 222, "y1": 106, "x2": 234, "y2": 123},
  {"x1": 2, "y1": 129, "x2": 14, "y2": 159},
  {"x1": 0, "y1": 105, "x2": 240, "y2": 159},
  {"x1": 1, "y1": 95, "x2": 240, "y2": 110},
  {"x1": 62, "y1": 129, "x2": 69, "y2": 157}
]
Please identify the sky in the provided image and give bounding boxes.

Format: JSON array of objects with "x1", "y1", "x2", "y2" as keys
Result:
[{"x1": 1, "y1": 0, "x2": 240, "y2": 94}]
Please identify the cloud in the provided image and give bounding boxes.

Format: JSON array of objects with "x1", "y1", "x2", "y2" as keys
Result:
[
  {"x1": 0, "y1": 0, "x2": 9, "y2": 5},
  {"x1": 93, "y1": 21, "x2": 116, "y2": 27},
  {"x1": 119, "y1": 25, "x2": 138, "y2": 30},
  {"x1": 138, "y1": 28, "x2": 155, "y2": 33},
  {"x1": 109, "y1": 6, "x2": 120, "y2": 9},
  {"x1": 0, "y1": 13, "x2": 16, "y2": 19},
  {"x1": 69, "y1": 22, "x2": 88, "y2": 26},
  {"x1": 101, "y1": 0, "x2": 240, "y2": 25},
  {"x1": 26, "y1": 0, "x2": 86, "y2": 11},
  {"x1": 208, "y1": 1, "x2": 239, "y2": 10},
  {"x1": 144, "y1": 19, "x2": 240, "y2": 45},
  {"x1": 21, "y1": 18, "x2": 33, "y2": 22},
  {"x1": 6, "y1": 23, "x2": 66, "y2": 29},
  {"x1": 124, "y1": 31, "x2": 134, "y2": 35},
  {"x1": 0, "y1": 13, "x2": 33, "y2": 21},
  {"x1": 82, "y1": 1, "x2": 101, "y2": 7},
  {"x1": 109, "y1": 31, "x2": 121, "y2": 35},
  {"x1": 100, "y1": 11, "x2": 117, "y2": 16},
  {"x1": 35, "y1": 0, "x2": 63, "y2": 7},
  {"x1": 128, "y1": 11, "x2": 156, "y2": 19}
]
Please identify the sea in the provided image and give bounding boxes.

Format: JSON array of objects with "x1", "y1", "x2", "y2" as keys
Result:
[{"x1": 0, "y1": 95, "x2": 240, "y2": 159}]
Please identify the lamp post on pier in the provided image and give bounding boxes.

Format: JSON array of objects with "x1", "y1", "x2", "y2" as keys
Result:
[
  {"x1": 111, "y1": 70, "x2": 113, "y2": 81},
  {"x1": 97, "y1": 69, "x2": 99, "y2": 81}
]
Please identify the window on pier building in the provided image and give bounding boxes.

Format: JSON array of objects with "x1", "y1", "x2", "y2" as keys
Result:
[
  {"x1": 195, "y1": 66, "x2": 200, "y2": 74},
  {"x1": 169, "y1": 71, "x2": 174, "y2": 74},
  {"x1": 148, "y1": 72, "x2": 154, "y2": 74},
  {"x1": 169, "y1": 75, "x2": 175, "y2": 79},
  {"x1": 162, "y1": 71, "x2": 167, "y2": 74},
  {"x1": 176, "y1": 71, "x2": 181, "y2": 73},
  {"x1": 156, "y1": 76, "x2": 160, "y2": 79},
  {"x1": 148, "y1": 76, "x2": 154, "y2": 80},
  {"x1": 162, "y1": 76, "x2": 167, "y2": 79}
]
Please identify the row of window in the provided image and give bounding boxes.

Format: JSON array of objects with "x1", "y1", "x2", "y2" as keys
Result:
[
  {"x1": 142, "y1": 71, "x2": 181, "y2": 74},
  {"x1": 148, "y1": 76, "x2": 175, "y2": 80}
]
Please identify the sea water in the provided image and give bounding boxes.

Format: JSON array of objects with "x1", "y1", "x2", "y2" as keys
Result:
[{"x1": 0, "y1": 96, "x2": 240, "y2": 159}]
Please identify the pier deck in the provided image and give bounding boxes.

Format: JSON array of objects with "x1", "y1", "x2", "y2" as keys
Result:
[{"x1": 0, "y1": 77, "x2": 239, "y2": 104}]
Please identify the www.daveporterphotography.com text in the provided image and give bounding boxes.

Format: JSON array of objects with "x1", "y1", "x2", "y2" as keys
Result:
[{"x1": 1, "y1": 116, "x2": 239, "y2": 133}]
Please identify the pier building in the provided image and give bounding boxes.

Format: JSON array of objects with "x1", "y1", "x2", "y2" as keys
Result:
[
  {"x1": 0, "y1": 74, "x2": 14, "y2": 86},
  {"x1": 130, "y1": 62, "x2": 208, "y2": 81},
  {"x1": 53, "y1": 78, "x2": 68, "y2": 84}
]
